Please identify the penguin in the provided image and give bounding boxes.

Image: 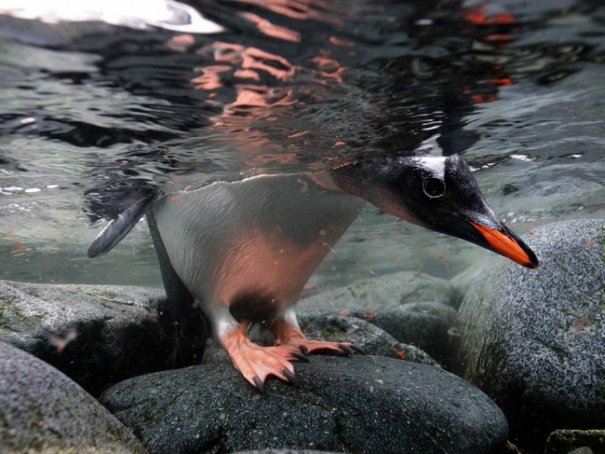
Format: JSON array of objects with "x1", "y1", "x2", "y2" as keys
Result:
[{"x1": 88, "y1": 152, "x2": 538, "y2": 391}]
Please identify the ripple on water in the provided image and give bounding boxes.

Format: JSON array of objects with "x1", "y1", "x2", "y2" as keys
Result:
[{"x1": 0, "y1": 0, "x2": 603, "y2": 285}]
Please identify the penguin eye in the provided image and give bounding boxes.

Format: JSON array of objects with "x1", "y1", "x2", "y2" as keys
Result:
[{"x1": 422, "y1": 177, "x2": 446, "y2": 198}]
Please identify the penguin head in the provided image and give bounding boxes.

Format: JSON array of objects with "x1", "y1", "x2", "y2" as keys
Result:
[{"x1": 331, "y1": 152, "x2": 539, "y2": 268}]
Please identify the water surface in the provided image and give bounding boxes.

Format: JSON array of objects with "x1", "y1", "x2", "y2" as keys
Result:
[{"x1": 0, "y1": 0, "x2": 603, "y2": 290}]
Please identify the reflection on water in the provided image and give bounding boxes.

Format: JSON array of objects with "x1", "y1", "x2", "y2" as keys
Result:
[
  {"x1": 0, "y1": 0, "x2": 604, "y2": 287},
  {"x1": 0, "y1": 0, "x2": 224, "y2": 33}
]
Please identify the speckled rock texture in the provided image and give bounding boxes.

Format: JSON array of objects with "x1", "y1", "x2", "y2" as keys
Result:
[
  {"x1": 544, "y1": 429, "x2": 605, "y2": 454},
  {"x1": 100, "y1": 355, "x2": 508, "y2": 454},
  {"x1": 233, "y1": 451, "x2": 343, "y2": 454},
  {"x1": 0, "y1": 280, "x2": 171, "y2": 395},
  {"x1": 298, "y1": 311, "x2": 437, "y2": 365},
  {"x1": 0, "y1": 341, "x2": 145, "y2": 453},
  {"x1": 457, "y1": 219, "x2": 605, "y2": 437},
  {"x1": 299, "y1": 271, "x2": 456, "y2": 310},
  {"x1": 348, "y1": 302, "x2": 458, "y2": 366}
]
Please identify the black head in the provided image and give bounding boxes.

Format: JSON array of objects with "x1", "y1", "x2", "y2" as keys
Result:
[{"x1": 330, "y1": 153, "x2": 538, "y2": 268}]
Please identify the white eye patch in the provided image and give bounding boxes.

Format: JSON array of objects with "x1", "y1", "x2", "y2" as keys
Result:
[{"x1": 413, "y1": 156, "x2": 447, "y2": 180}]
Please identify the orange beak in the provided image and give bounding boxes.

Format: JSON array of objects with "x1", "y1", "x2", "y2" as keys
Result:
[{"x1": 470, "y1": 221, "x2": 538, "y2": 268}]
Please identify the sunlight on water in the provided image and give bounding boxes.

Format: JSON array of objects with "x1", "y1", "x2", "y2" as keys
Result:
[{"x1": 0, "y1": 0, "x2": 224, "y2": 33}]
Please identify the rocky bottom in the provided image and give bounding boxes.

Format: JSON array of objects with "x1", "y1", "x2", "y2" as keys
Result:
[
  {"x1": 99, "y1": 355, "x2": 507, "y2": 454},
  {"x1": 0, "y1": 218, "x2": 603, "y2": 453}
]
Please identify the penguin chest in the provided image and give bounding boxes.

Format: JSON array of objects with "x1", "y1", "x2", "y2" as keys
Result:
[
  {"x1": 212, "y1": 222, "x2": 344, "y2": 320},
  {"x1": 151, "y1": 173, "x2": 364, "y2": 322}
]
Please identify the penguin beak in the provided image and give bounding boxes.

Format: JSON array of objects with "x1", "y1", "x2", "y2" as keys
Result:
[{"x1": 469, "y1": 220, "x2": 539, "y2": 268}]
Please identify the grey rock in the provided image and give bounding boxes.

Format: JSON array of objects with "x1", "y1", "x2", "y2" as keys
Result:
[
  {"x1": 348, "y1": 302, "x2": 458, "y2": 366},
  {"x1": 567, "y1": 448, "x2": 594, "y2": 454},
  {"x1": 499, "y1": 440, "x2": 523, "y2": 454},
  {"x1": 0, "y1": 341, "x2": 145, "y2": 453},
  {"x1": 101, "y1": 356, "x2": 507, "y2": 454},
  {"x1": 234, "y1": 451, "x2": 343, "y2": 454},
  {"x1": 544, "y1": 429, "x2": 605, "y2": 454},
  {"x1": 298, "y1": 311, "x2": 437, "y2": 365},
  {"x1": 457, "y1": 219, "x2": 605, "y2": 435},
  {"x1": 299, "y1": 271, "x2": 456, "y2": 311},
  {"x1": 0, "y1": 280, "x2": 171, "y2": 394},
  {"x1": 567, "y1": 446, "x2": 594, "y2": 454}
]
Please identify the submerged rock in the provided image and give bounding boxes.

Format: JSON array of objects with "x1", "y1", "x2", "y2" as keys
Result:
[
  {"x1": 0, "y1": 280, "x2": 171, "y2": 395},
  {"x1": 233, "y1": 451, "x2": 341, "y2": 454},
  {"x1": 298, "y1": 311, "x2": 437, "y2": 365},
  {"x1": 0, "y1": 341, "x2": 145, "y2": 453},
  {"x1": 544, "y1": 429, "x2": 605, "y2": 454},
  {"x1": 348, "y1": 302, "x2": 458, "y2": 366},
  {"x1": 100, "y1": 355, "x2": 508, "y2": 454},
  {"x1": 457, "y1": 219, "x2": 605, "y2": 439},
  {"x1": 299, "y1": 271, "x2": 456, "y2": 310}
]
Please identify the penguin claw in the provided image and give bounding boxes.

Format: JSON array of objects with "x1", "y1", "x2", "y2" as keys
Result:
[
  {"x1": 252, "y1": 376, "x2": 266, "y2": 394},
  {"x1": 338, "y1": 344, "x2": 354, "y2": 356},
  {"x1": 292, "y1": 351, "x2": 310, "y2": 362},
  {"x1": 219, "y1": 324, "x2": 296, "y2": 393},
  {"x1": 272, "y1": 317, "x2": 359, "y2": 359},
  {"x1": 350, "y1": 344, "x2": 365, "y2": 354},
  {"x1": 283, "y1": 367, "x2": 297, "y2": 385}
]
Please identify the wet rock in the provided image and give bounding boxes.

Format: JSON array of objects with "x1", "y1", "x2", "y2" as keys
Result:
[
  {"x1": 499, "y1": 440, "x2": 523, "y2": 454},
  {"x1": 348, "y1": 302, "x2": 458, "y2": 366},
  {"x1": 298, "y1": 311, "x2": 437, "y2": 365},
  {"x1": 457, "y1": 219, "x2": 605, "y2": 439},
  {"x1": 234, "y1": 451, "x2": 340, "y2": 454},
  {"x1": 544, "y1": 429, "x2": 605, "y2": 454},
  {"x1": 0, "y1": 341, "x2": 145, "y2": 453},
  {"x1": 100, "y1": 355, "x2": 508, "y2": 454},
  {"x1": 567, "y1": 448, "x2": 594, "y2": 454},
  {"x1": 299, "y1": 271, "x2": 456, "y2": 310},
  {"x1": 0, "y1": 280, "x2": 172, "y2": 394},
  {"x1": 233, "y1": 451, "x2": 340, "y2": 454}
]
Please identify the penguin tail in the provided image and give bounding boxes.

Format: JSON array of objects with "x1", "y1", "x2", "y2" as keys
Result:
[{"x1": 87, "y1": 192, "x2": 157, "y2": 258}]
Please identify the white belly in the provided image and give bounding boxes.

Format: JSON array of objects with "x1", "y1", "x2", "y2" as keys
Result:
[{"x1": 150, "y1": 172, "x2": 364, "y2": 321}]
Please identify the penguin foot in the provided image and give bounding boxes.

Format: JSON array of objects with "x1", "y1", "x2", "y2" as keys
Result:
[
  {"x1": 271, "y1": 314, "x2": 362, "y2": 357},
  {"x1": 219, "y1": 324, "x2": 297, "y2": 391},
  {"x1": 287, "y1": 338, "x2": 359, "y2": 356}
]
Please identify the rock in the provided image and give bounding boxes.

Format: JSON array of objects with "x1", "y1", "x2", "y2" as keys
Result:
[
  {"x1": 567, "y1": 448, "x2": 594, "y2": 454},
  {"x1": 298, "y1": 311, "x2": 437, "y2": 365},
  {"x1": 0, "y1": 341, "x2": 145, "y2": 453},
  {"x1": 499, "y1": 440, "x2": 523, "y2": 454},
  {"x1": 100, "y1": 355, "x2": 508, "y2": 454},
  {"x1": 299, "y1": 271, "x2": 456, "y2": 311},
  {"x1": 544, "y1": 429, "x2": 605, "y2": 454},
  {"x1": 233, "y1": 451, "x2": 340, "y2": 454},
  {"x1": 0, "y1": 280, "x2": 173, "y2": 394},
  {"x1": 457, "y1": 219, "x2": 605, "y2": 439},
  {"x1": 348, "y1": 302, "x2": 458, "y2": 366}
]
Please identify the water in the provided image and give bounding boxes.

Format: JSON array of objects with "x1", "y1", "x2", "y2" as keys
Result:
[{"x1": 0, "y1": 0, "x2": 604, "y2": 291}]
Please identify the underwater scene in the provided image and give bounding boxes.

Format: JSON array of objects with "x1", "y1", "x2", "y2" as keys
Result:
[{"x1": 0, "y1": 0, "x2": 603, "y2": 453}]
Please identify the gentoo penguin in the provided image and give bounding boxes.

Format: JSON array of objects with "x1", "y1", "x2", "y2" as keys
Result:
[{"x1": 88, "y1": 152, "x2": 538, "y2": 391}]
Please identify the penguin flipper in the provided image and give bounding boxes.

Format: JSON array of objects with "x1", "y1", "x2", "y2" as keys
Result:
[
  {"x1": 87, "y1": 192, "x2": 156, "y2": 258},
  {"x1": 148, "y1": 210, "x2": 210, "y2": 366}
]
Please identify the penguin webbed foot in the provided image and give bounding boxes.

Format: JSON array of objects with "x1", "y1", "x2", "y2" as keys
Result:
[
  {"x1": 219, "y1": 324, "x2": 298, "y2": 392},
  {"x1": 271, "y1": 314, "x2": 364, "y2": 358},
  {"x1": 289, "y1": 339, "x2": 362, "y2": 357},
  {"x1": 290, "y1": 338, "x2": 363, "y2": 356}
]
